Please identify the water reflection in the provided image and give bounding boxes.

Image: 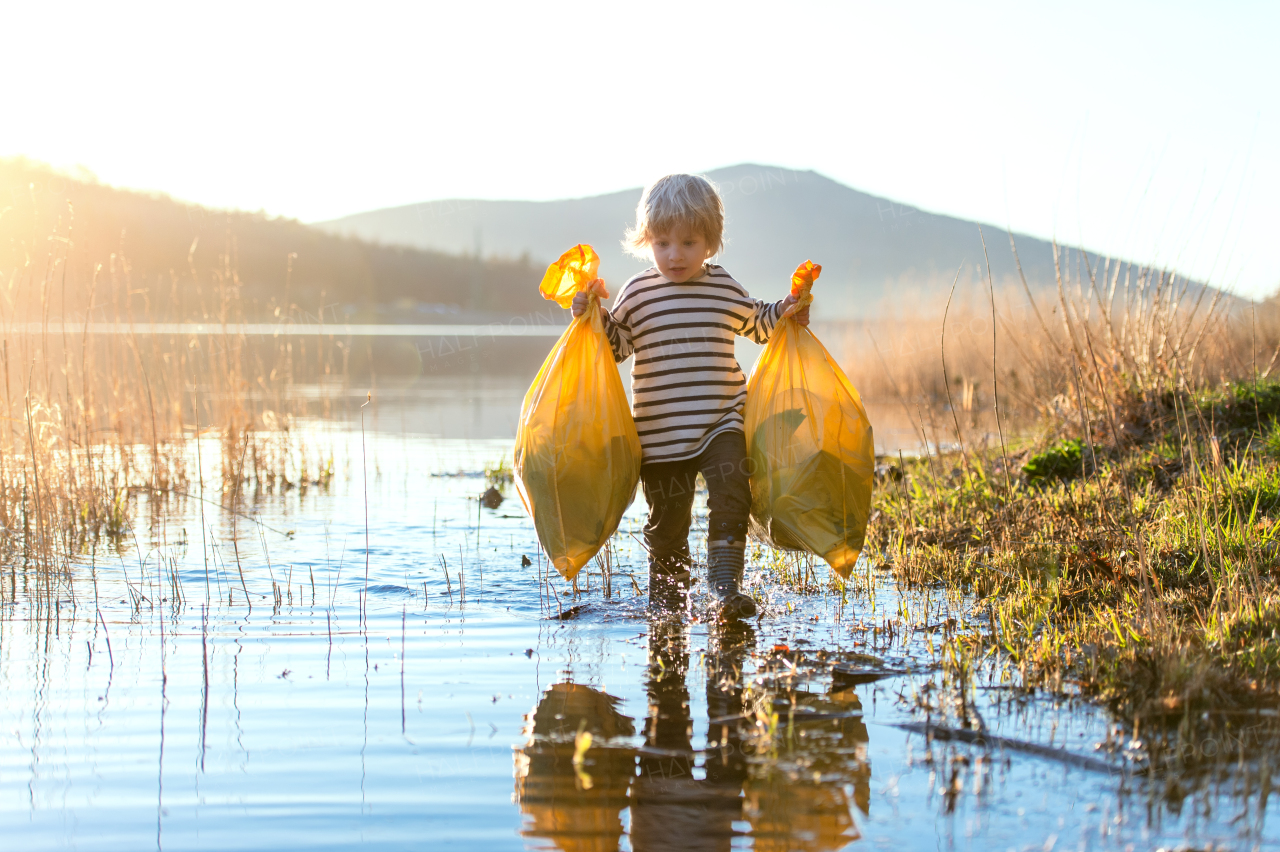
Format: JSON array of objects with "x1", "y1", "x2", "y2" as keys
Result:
[
  {"x1": 631, "y1": 618, "x2": 747, "y2": 849},
  {"x1": 513, "y1": 682, "x2": 635, "y2": 851},
  {"x1": 515, "y1": 616, "x2": 871, "y2": 851}
]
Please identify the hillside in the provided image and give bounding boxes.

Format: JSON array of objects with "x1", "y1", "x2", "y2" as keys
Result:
[
  {"x1": 0, "y1": 158, "x2": 548, "y2": 322},
  {"x1": 318, "y1": 164, "x2": 1073, "y2": 318}
]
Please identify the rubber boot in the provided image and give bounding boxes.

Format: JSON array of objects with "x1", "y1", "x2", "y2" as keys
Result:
[
  {"x1": 648, "y1": 552, "x2": 691, "y2": 615},
  {"x1": 707, "y1": 540, "x2": 756, "y2": 619}
]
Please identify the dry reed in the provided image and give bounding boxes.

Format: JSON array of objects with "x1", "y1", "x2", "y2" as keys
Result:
[{"x1": 0, "y1": 208, "x2": 345, "y2": 606}]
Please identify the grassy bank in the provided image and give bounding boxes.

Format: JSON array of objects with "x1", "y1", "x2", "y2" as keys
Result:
[
  {"x1": 868, "y1": 374, "x2": 1280, "y2": 721},
  {"x1": 812, "y1": 242, "x2": 1280, "y2": 724}
]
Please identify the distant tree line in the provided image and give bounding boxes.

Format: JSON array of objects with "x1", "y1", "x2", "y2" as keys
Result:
[{"x1": 0, "y1": 158, "x2": 548, "y2": 323}]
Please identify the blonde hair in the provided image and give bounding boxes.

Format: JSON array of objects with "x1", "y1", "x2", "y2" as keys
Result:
[{"x1": 624, "y1": 173, "x2": 725, "y2": 259}]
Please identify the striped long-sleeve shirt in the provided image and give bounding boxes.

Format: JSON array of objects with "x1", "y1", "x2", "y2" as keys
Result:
[{"x1": 601, "y1": 264, "x2": 785, "y2": 464}]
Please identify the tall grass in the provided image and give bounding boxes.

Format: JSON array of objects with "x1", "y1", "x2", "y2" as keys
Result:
[
  {"x1": 829, "y1": 244, "x2": 1278, "y2": 454},
  {"x1": 0, "y1": 209, "x2": 343, "y2": 603}
]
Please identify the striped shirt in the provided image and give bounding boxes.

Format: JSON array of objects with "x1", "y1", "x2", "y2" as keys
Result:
[{"x1": 601, "y1": 264, "x2": 785, "y2": 464}]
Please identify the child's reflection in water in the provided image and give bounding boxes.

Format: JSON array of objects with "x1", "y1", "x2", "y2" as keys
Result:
[
  {"x1": 631, "y1": 618, "x2": 751, "y2": 849},
  {"x1": 514, "y1": 614, "x2": 870, "y2": 851}
]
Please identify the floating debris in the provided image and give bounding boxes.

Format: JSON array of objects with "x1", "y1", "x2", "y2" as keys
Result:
[
  {"x1": 548, "y1": 604, "x2": 586, "y2": 621},
  {"x1": 831, "y1": 658, "x2": 906, "y2": 687},
  {"x1": 890, "y1": 721, "x2": 1121, "y2": 775}
]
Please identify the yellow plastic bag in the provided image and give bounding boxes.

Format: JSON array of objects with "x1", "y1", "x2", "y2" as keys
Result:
[
  {"x1": 744, "y1": 261, "x2": 875, "y2": 578},
  {"x1": 514, "y1": 244, "x2": 641, "y2": 580}
]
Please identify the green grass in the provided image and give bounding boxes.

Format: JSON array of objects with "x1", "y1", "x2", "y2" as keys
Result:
[
  {"x1": 869, "y1": 378, "x2": 1280, "y2": 720},
  {"x1": 1022, "y1": 438, "x2": 1086, "y2": 483}
]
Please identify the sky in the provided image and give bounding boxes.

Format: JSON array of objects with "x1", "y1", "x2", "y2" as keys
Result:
[{"x1": 4, "y1": 1, "x2": 1277, "y2": 297}]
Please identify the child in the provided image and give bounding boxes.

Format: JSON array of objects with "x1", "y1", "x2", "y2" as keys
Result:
[{"x1": 570, "y1": 174, "x2": 809, "y2": 618}]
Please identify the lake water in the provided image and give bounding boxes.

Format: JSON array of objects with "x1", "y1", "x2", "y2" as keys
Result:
[{"x1": 2, "y1": 388, "x2": 1277, "y2": 851}]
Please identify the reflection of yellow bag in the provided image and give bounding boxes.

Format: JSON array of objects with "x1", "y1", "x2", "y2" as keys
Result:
[
  {"x1": 514, "y1": 245, "x2": 641, "y2": 580},
  {"x1": 744, "y1": 261, "x2": 874, "y2": 578}
]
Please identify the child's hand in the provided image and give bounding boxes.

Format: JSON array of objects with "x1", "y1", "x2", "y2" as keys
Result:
[
  {"x1": 782, "y1": 294, "x2": 811, "y2": 326},
  {"x1": 571, "y1": 279, "x2": 609, "y2": 317}
]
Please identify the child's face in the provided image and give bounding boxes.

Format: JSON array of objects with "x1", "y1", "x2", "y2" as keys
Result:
[{"x1": 650, "y1": 226, "x2": 713, "y2": 283}]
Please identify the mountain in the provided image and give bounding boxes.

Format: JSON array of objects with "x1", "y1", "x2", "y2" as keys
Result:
[{"x1": 317, "y1": 164, "x2": 1073, "y2": 318}]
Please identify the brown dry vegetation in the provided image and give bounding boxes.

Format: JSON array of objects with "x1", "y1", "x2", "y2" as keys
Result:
[
  {"x1": 827, "y1": 241, "x2": 1275, "y2": 449},
  {"x1": 0, "y1": 165, "x2": 360, "y2": 605}
]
